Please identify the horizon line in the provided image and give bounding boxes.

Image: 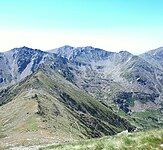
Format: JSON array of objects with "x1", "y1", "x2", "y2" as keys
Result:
[{"x1": 1, "y1": 45, "x2": 163, "y2": 55}]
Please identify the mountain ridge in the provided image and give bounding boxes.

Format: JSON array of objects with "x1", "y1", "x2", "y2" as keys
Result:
[
  {"x1": 0, "y1": 45, "x2": 163, "y2": 148},
  {"x1": 0, "y1": 68, "x2": 135, "y2": 148},
  {"x1": 0, "y1": 45, "x2": 163, "y2": 112}
]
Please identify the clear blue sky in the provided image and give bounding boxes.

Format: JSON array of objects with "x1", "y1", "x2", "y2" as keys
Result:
[{"x1": 0, "y1": 0, "x2": 163, "y2": 53}]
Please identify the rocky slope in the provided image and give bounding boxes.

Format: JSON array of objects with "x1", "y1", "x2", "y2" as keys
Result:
[
  {"x1": 0, "y1": 45, "x2": 163, "y2": 116},
  {"x1": 140, "y1": 47, "x2": 163, "y2": 70},
  {"x1": 50, "y1": 46, "x2": 163, "y2": 113},
  {"x1": 0, "y1": 46, "x2": 74, "y2": 88}
]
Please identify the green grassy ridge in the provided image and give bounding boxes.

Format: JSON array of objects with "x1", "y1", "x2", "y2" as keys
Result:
[
  {"x1": 40, "y1": 129, "x2": 163, "y2": 150},
  {"x1": 30, "y1": 70, "x2": 135, "y2": 138},
  {"x1": 36, "y1": 69, "x2": 163, "y2": 132},
  {"x1": 34, "y1": 70, "x2": 135, "y2": 132},
  {"x1": 35, "y1": 91, "x2": 89, "y2": 140},
  {"x1": 0, "y1": 69, "x2": 135, "y2": 148}
]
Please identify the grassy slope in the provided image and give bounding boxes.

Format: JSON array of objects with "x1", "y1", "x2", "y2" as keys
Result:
[
  {"x1": 0, "y1": 70, "x2": 134, "y2": 148},
  {"x1": 116, "y1": 109, "x2": 163, "y2": 130},
  {"x1": 0, "y1": 89, "x2": 59, "y2": 148},
  {"x1": 40, "y1": 129, "x2": 163, "y2": 150},
  {"x1": 129, "y1": 110, "x2": 163, "y2": 130}
]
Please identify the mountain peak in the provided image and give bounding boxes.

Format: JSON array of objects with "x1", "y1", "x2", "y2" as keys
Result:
[
  {"x1": 61, "y1": 45, "x2": 74, "y2": 49},
  {"x1": 4, "y1": 46, "x2": 45, "y2": 56},
  {"x1": 82, "y1": 46, "x2": 95, "y2": 50},
  {"x1": 118, "y1": 50, "x2": 133, "y2": 57},
  {"x1": 143, "y1": 47, "x2": 163, "y2": 55},
  {"x1": 12, "y1": 46, "x2": 32, "y2": 51}
]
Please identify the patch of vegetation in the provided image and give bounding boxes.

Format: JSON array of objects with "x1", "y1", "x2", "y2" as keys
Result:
[
  {"x1": 40, "y1": 129, "x2": 163, "y2": 150},
  {"x1": 0, "y1": 133, "x2": 6, "y2": 139},
  {"x1": 129, "y1": 109, "x2": 163, "y2": 130},
  {"x1": 126, "y1": 98, "x2": 135, "y2": 107},
  {"x1": 26, "y1": 116, "x2": 38, "y2": 131}
]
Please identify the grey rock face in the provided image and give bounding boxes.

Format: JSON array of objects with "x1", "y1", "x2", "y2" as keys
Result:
[
  {"x1": 0, "y1": 45, "x2": 163, "y2": 112},
  {"x1": 49, "y1": 46, "x2": 163, "y2": 112}
]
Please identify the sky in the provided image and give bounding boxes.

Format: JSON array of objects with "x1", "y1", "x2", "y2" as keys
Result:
[{"x1": 0, "y1": 0, "x2": 163, "y2": 54}]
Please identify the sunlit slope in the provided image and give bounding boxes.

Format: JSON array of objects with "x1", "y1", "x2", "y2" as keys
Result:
[
  {"x1": 0, "y1": 70, "x2": 134, "y2": 148},
  {"x1": 41, "y1": 129, "x2": 163, "y2": 150}
]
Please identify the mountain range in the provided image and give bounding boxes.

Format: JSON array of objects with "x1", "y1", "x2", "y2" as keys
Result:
[{"x1": 0, "y1": 45, "x2": 163, "y2": 148}]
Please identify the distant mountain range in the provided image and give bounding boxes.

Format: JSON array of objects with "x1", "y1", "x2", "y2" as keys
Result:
[{"x1": 0, "y1": 45, "x2": 163, "y2": 148}]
